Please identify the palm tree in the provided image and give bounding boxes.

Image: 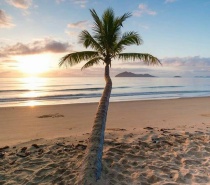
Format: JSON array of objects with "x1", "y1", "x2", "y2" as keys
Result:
[{"x1": 59, "y1": 8, "x2": 160, "y2": 184}]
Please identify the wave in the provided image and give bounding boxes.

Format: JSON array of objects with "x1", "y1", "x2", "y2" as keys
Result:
[
  {"x1": 1, "y1": 90, "x2": 210, "y2": 103},
  {"x1": 0, "y1": 86, "x2": 129, "y2": 93},
  {"x1": 57, "y1": 87, "x2": 104, "y2": 91},
  {"x1": 143, "y1": 86, "x2": 184, "y2": 89},
  {"x1": 0, "y1": 88, "x2": 102, "y2": 93},
  {"x1": 0, "y1": 89, "x2": 38, "y2": 93},
  {"x1": 0, "y1": 93, "x2": 101, "y2": 102},
  {"x1": 112, "y1": 90, "x2": 210, "y2": 97},
  {"x1": 44, "y1": 84, "x2": 94, "y2": 87}
]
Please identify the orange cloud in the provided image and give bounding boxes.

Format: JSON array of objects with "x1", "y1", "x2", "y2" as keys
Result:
[
  {"x1": 0, "y1": 38, "x2": 72, "y2": 57},
  {"x1": 0, "y1": 9, "x2": 15, "y2": 28},
  {"x1": 6, "y1": 0, "x2": 32, "y2": 9}
]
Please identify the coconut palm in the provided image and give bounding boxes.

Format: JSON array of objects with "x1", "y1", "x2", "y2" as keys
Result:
[{"x1": 59, "y1": 8, "x2": 160, "y2": 184}]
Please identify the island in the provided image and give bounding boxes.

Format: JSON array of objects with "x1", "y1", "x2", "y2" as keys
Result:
[
  {"x1": 174, "y1": 76, "x2": 181, "y2": 78},
  {"x1": 115, "y1": 71, "x2": 155, "y2": 77}
]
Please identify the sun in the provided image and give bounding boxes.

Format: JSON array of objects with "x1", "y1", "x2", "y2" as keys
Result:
[{"x1": 15, "y1": 54, "x2": 51, "y2": 76}]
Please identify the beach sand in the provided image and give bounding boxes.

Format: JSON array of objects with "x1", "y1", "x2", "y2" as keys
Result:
[{"x1": 0, "y1": 97, "x2": 210, "y2": 184}]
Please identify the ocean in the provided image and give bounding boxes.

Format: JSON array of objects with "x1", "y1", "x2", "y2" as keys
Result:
[{"x1": 0, "y1": 77, "x2": 210, "y2": 107}]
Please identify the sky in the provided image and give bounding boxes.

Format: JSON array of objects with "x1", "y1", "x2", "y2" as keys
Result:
[{"x1": 0, "y1": 0, "x2": 210, "y2": 77}]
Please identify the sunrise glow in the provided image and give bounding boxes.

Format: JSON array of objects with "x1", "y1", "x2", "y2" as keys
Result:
[{"x1": 15, "y1": 54, "x2": 51, "y2": 76}]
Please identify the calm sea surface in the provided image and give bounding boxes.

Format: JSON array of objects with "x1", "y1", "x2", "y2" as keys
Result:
[{"x1": 0, "y1": 77, "x2": 210, "y2": 107}]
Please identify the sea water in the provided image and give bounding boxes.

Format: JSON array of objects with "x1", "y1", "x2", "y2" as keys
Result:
[{"x1": 0, "y1": 77, "x2": 210, "y2": 107}]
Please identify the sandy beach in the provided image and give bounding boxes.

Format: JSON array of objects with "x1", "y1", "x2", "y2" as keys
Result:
[{"x1": 0, "y1": 97, "x2": 210, "y2": 184}]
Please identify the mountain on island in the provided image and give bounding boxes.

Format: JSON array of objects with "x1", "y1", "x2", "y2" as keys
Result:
[{"x1": 115, "y1": 71, "x2": 155, "y2": 77}]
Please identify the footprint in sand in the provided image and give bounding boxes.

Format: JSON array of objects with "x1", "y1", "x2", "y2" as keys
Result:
[
  {"x1": 201, "y1": 113, "x2": 210, "y2": 117},
  {"x1": 107, "y1": 128, "x2": 127, "y2": 131},
  {"x1": 37, "y1": 113, "x2": 64, "y2": 118}
]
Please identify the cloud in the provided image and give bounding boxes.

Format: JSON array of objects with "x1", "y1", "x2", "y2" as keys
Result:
[
  {"x1": 56, "y1": 0, "x2": 65, "y2": 4},
  {"x1": 133, "y1": 4, "x2": 157, "y2": 17},
  {"x1": 56, "y1": 0, "x2": 88, "y2": 7},
  {"x1": 161, "y1": 56, "x2": 210, "y2": 67},
  {"x1": 0, "y1": 53, "x2": 8, "y2": 58},
  {"x1": 0, "y1": 9, "x2": 15, "y2": 28},
  {"x1": 0, "y1": 59, "x2": 19, "y2": 78},
  {"x1": 111, "y1": 56, "x2": 210, "y2": 77},
  {"x1": 70, "y1": 0, "x2": 88, "y2": 8},
  {"x1": 165, "y1": 0, "x2": 177, "y2": 3},
  {"x1": 0, "y1": 59, "x2": 17, "y2": 67},
  {"x1": 160, "y1": 56, "x2": 210, "y2": 76},
  {"x1": 120, "y1": 56, "x2": 210, "y2": 68},
  {"x1": 65, "y1": 30, "x2": 78, "y2": 37},
  {"x1": 6, "y1": 0, "x2": 32, "y2": 9},
  {"x1": 67, "y1": 20, "x2": 89, "y2": 29},
  {"x1": 0, "y1": 38, "x2": 72, "y2": 57},
  {"x1": 66, "y1": 20, "x2": 90, "y2": 37},
  {"x1": 0, "y1": 69, "x2": 29, "y2": 77}
]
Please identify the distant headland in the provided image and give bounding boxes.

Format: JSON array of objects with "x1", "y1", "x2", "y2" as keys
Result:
[{"x1": 115, "y1": 71, "x2": 155, "y2": 77}]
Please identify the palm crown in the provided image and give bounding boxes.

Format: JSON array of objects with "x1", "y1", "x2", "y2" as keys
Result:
[{"x1": 59, "y1": 8, "x2": 160, "y2": 70}]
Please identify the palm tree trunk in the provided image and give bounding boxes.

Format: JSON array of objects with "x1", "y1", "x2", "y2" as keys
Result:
[{"x1": 77, "y1": 64, "x2": 112, "y2": 184}]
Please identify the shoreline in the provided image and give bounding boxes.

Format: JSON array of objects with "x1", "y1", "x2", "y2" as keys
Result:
[{"x1": 1, "y1": 95, "x2": 210, "y2": 108}]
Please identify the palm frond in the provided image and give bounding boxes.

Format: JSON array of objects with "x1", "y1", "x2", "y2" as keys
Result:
[
  {"x1": 81, "y1": 57, "x2": 103, "y2": 70},
  {"x1": 118, "y1": 53, "x2": 161, "y2": 65},
  {"x1": 100, "y1": 8, "x2": 123, "y2": 54},
  {"x1": 90, "y1": 9, "x2": 103, "y2": 35},
  {"x1": 112, "y1": 32, "x2": 143, "y2": 56},
  {"x1": 115, "y1": 12, "x2": 132, "y2": 27},
  {"x1": 59, "y1": 51, "x2": 99, "y2": 67},
  {"x1": 118, "y1": 32, "x2": 143, "y2": 46},
  {"x1": 79, "y1": 30, "x2": 103, "y2": 53},
  {"x1": 102, "y1": 8, "x2": 115, "y2": 52}
]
